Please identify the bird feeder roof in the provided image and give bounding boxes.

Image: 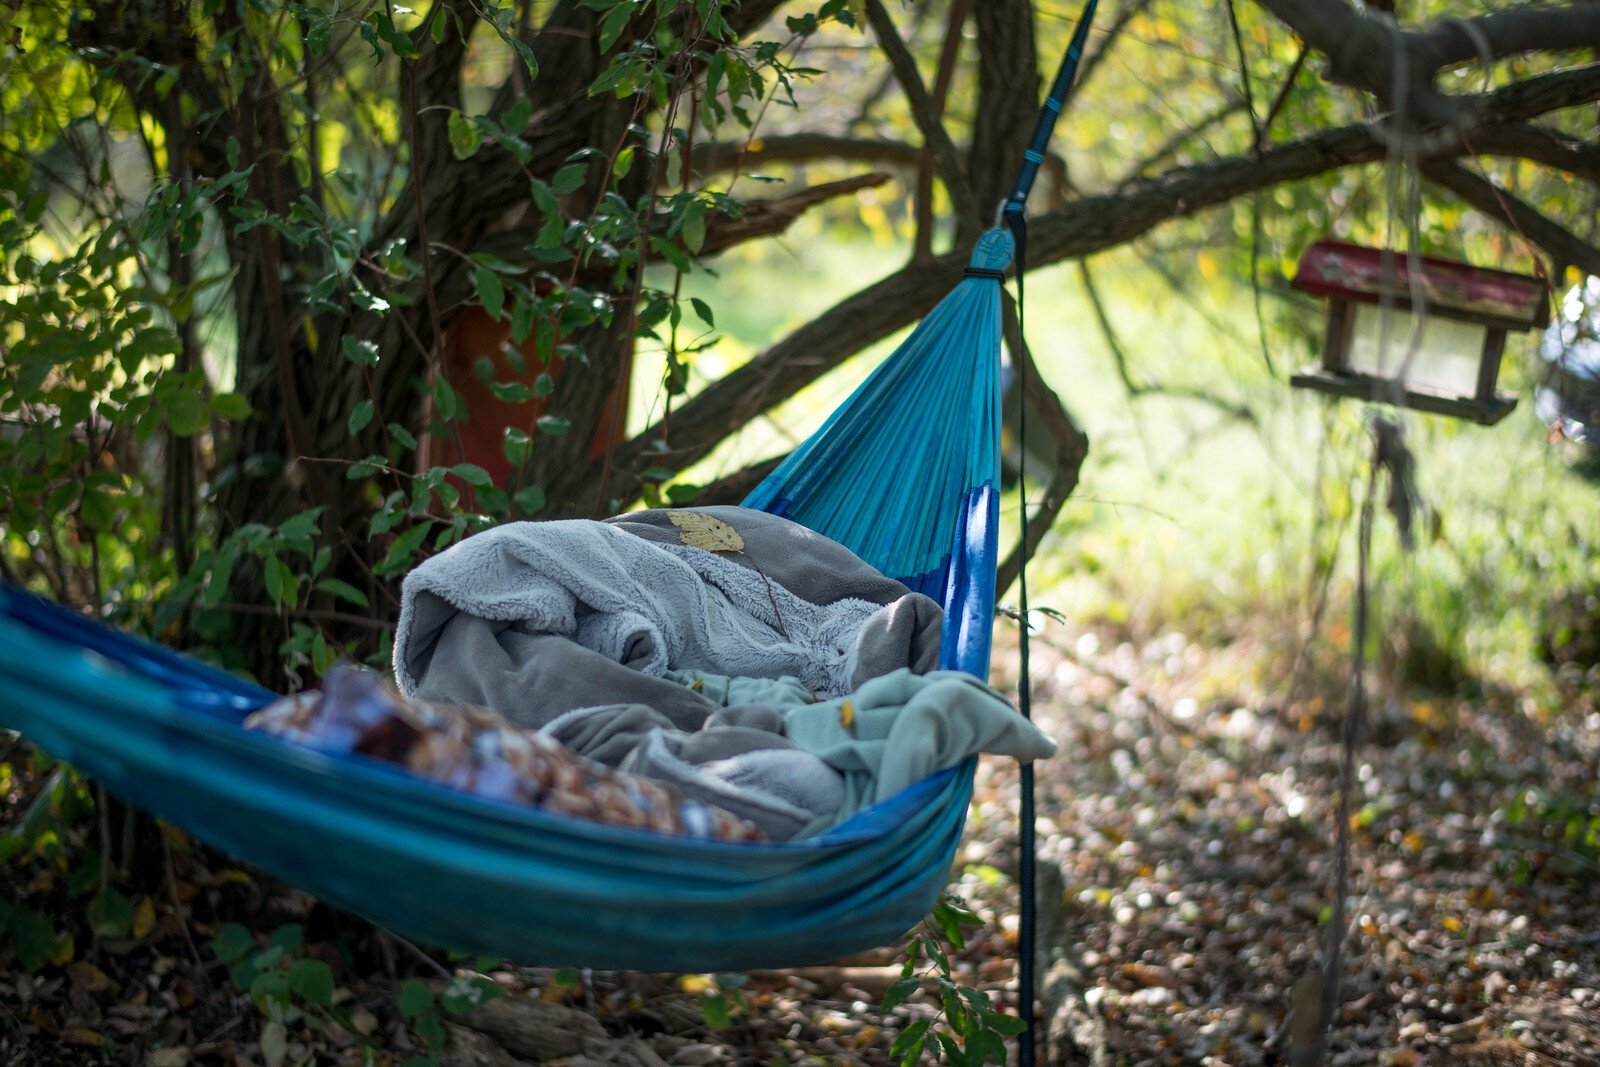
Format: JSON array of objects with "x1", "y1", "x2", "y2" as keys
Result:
[{"x1": 1291, "y1": 240, "x2": 1549, "y2": 330}]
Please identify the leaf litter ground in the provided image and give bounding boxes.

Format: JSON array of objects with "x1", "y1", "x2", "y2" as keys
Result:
[{"x1": 2, "y1": 621, "x2": 1597, "y2": 1066}]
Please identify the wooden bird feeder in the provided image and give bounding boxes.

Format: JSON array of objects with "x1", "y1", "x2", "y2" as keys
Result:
[{"x1": 1289, "y1": 240, "x2": 1549, "y2": 424}]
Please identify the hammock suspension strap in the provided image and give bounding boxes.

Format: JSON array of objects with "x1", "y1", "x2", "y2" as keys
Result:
[{"x1": 1000, "y1": 3, "x2": 1098, "y2": 1063}]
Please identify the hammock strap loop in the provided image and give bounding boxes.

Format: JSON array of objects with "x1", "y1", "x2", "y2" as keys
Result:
[{"x1": 1004, "y1": 0, "x2": 1100, "y2": 213}]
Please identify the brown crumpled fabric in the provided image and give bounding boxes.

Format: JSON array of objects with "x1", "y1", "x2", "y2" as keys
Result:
[{"x1": 245, "y1": 664, "x2": 765, "y2": 842}]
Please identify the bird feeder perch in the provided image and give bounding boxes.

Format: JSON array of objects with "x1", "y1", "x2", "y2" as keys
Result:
[{"x1": 1289, "y1": 240, "x2": 1549, "y2": 424}]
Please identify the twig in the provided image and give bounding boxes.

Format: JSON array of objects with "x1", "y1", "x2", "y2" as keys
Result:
[{"x1": 163, "y1": 829, "x2": 211, "y2": 982}]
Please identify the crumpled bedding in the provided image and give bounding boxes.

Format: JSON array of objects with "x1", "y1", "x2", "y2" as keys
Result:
[
  {"x1": 245, "y1": 664, "x2": 766, "y2": 842},
  {"x1": 270, "y1": 507, "x2": 1056, "y2": 841},
  {"x1": 395, "y1": 507, "x2": 945, "y2": 711}
]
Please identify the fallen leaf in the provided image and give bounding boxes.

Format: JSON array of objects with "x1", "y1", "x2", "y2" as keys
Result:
[
  {"x1": 669, "y1": 512, "x2": 744, "y2": 553},
  {"x1": 63, "y1": 1026, "x2": 107, "y2": 1047},
  {"x1": 132, "y1": 896, "x2": 157, "y2": 939},
  {"x1": 68, "y1": 961, "x2": 114, "y2": 994},
  {"x1": 259, "y1": 1020, "x2": 288, "y2": 1067},
  {"x1": 1121, "y1": 963, "x2": 1179, "y2": 990},
  {"x1": 147, "y1": 1048, "x2": 190, "y2": 1067}
]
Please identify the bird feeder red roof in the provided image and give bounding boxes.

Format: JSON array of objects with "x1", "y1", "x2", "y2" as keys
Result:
[{"x1": 1291, "y1": 240, "x2": 1549, "y2": 330}]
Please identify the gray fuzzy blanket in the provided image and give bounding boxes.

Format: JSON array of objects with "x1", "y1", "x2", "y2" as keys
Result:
[{"x1": 391, "y1": 507, "x2": 1049, "y2": 839}]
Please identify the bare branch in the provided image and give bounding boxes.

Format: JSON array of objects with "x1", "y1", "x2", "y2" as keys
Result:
[
  {"x1": 694, "y1": 133, "x2": 922, "y2": 173},
  {"x1": 863, "y1": 0, "x2": 980, "y2": 232},
  {"x1": 696, "y1": 172, "x2": 896, "y2": 258},
  {"x1": 1118, "y1": 99, "x2": 1248, "y2": 186},
  {"x1": 1068, "y1": 0, "x2": 1154, "y2": 112},
  {"x1": 1422, "y1": 160, "x2": 1600, "y2": 276},
  {"x1": 914, "y1": 0, "x2": 974, "y2": 260}
]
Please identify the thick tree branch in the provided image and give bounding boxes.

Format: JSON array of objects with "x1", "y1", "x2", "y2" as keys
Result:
[
  {"x1": 592, "y1": 63, "x2": 1600, "y2": 504},
  {"x1": 1422, "y1": 160, "x2": 1600, "y2": 276},
  {"x1": 1467, "y1": 124, "x2": 1600, "y2": 183},
  {"x1": 863, "y1": 0, "x2": 980, "y2": 234},
  {"x1": 971, "y1": 0, "x2": 1041, "y2": 217},
  {"x1": 1255, "y1": 0, "x2": 1600, "y2": 128}
]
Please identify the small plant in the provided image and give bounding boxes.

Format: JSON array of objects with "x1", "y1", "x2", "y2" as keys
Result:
[
  {"x1": 210, "y1": 921, "x2": 505, "y2": 1066},
  {"x1": 396, "y1": 972, "x2": 508, "y2": 1060},
  {"x1": 881, "y1": 895, "x2": 1028, "y2": 1066}
]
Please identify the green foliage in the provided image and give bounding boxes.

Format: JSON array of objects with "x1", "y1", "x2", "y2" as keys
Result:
[
  {"x1": 883, "y1": 895, "x2": 1025, "y2": 1066},
  {"x1": 208, "y1": 920, "x2": 505, "y2": 1061},
  {"x1": 0, "y1": 0, "x2": 849, "y2": 680}
]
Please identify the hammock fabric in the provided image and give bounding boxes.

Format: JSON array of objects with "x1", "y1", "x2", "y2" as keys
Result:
[{"x1": 0, "y1": 231, "x2": 1016, "y2": 974}]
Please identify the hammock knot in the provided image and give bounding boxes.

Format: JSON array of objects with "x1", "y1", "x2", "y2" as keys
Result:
[{"x1": 968, "y1": 228, "x2": 1015, "y2": 275}]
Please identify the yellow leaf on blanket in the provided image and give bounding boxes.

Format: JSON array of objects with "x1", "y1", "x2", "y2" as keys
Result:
[
  {"x1": 669, "y1": 511, "x2": 745, "y2": 553},
  {"x1": 839, "y1": 700, "x2": 855, "y2": 730}
]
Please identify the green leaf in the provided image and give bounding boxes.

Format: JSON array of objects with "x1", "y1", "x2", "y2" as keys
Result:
[
  {"x1": 536, "y1": 415, "x2": 571, "y2": 436},
  {"x1": 650, "y1": 236, "x2": 693, "y2": 275},
  {"x1": 379, "y1": 522, "x2": 432, "y2": 576},
  {"x1": 211, "y1": 392, "x2": 253, "y2": 419},
  {"x1": 474, "y1": 266, "x2": 505, "y2": 320},
  {"x1": 348, "y1": 400, "x2": 375, "y2": 435},
  {"x1": 451, "y1": 463, "x2": 494, "y2": 487},
  {"x1": 88, "y1": 888, "x2": 133, "y2": 937},
  {"x1": 166, "y1": 390, "x2": 207, "y2": 436},
  {"x1": 398, "y1": 977, "x2": 435, "y2": 1017},
  {"x1": 440, "y1": 974, "x2": 504, "y2": 1014},
  {"x1": 8, "y1": 907, "x2": 61, "y2": 971},
  {"x1": 278, "y1": 508, "x2": 324, "y2": 544},
  {"x1": 681, "y1": 201, "x2": 707, "y2": 254},
  {"x1": 507, "y1": 36, "x2": 540, "y2": 79},
  {"x1": 612, "y1": 146, "x2": 635, "y2": 179},
  {"x1": 287, "y1": 958, "x2": 335, "y2": 1007},
  {"x1": 880, "y1": 976, "x2": 921, "y2": 1013},
  {"x1": 342, "y1": 336, "x2": 381, "y2": 367},
  {"x1": 315, "y1": 578, "x2": 370, "y2": 608},
  {"x1": 551, "y1": 163, "x2": 588, "y2": 195},
  {"x1": 596, "y1": 2, "x2": 634, "y2": 52},
  {"x1": 388, "y1": 422, "x2": 419, "y2": 453},
  {"x1": 416, "y1": 1012, "x2": 447, "y2": 1049},
  {"x1": 250, "y1": 967, "x2": 291, "y2": 1008},
  {"x1": 502, "y1": 429, "x2": 531, "y2": 468},
  {"x1": 689, "y1": 297, "x2": 715, "y2": 328},
  {"x1": 79, "y1": 487, "x2": 116, "y2": 530},
  {"x1": 209, "y1": 923, "x2": 256, "y2": 965},
  {"x1": 268, "y1": 924, "x2": 304, "y2": 952},
  {"x1": 513, "y1": 485, "x2": 546, "y2": 516},
  {"x1": 448, "y1": 112, "x2": 482, "y2": 160},
  {"x1": 984, "y1": 1011, "x2": 1028, "y2": 1037},
  {"x1": 700, "y1": 991, "x2": 731, "y2": 1029},
  {"x1": 890, "y1": 1019, "x2": 930, "y2": 1063}
]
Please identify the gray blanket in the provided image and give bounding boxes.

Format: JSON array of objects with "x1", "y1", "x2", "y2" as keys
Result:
[{"x1": 392, "y1": 507, "x2": 1050, "y2": 839}]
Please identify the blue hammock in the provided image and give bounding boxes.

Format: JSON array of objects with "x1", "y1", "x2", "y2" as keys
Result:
[{"x1": 0, "y1": 231, "x2": 1014, "y2": 973}]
